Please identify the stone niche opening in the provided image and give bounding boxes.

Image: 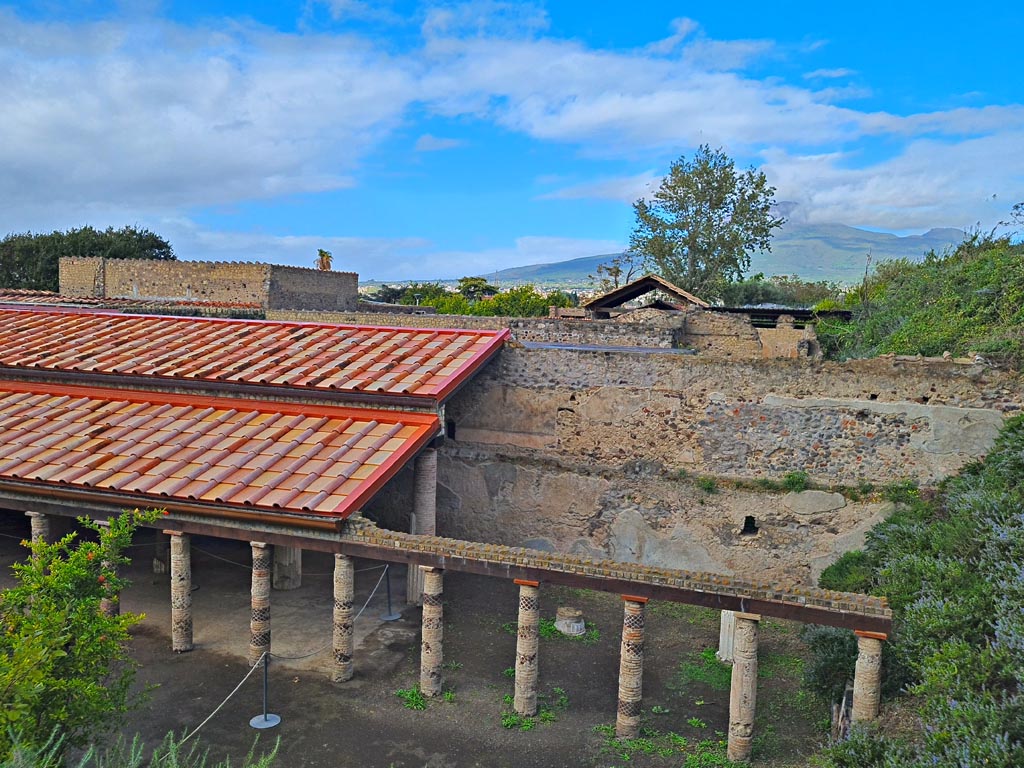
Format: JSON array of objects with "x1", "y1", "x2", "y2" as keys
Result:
[{"x1": 740, "y1": 515, "x2": 760, "y2": 536}]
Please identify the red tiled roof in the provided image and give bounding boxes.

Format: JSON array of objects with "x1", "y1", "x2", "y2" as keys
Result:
[
  {"x1": 0, "y1": 308, "x2": 508, "y2": 402},
  {"x1": 0, "y1": 381, "x2": 438, "y2": 520}
]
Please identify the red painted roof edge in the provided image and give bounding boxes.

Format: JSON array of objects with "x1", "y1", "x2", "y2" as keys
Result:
[{"x1": 424, "y1": 327, "x2": 511, "y2": 401}]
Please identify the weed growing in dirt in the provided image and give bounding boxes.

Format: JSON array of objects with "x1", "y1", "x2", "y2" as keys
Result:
[
  {"x1": 443, "y1": 689, "x2": 456, "y2": 703},
  {"x1": 394, "y1": 685, "x2": 427, "y2": 711},
  {"x1": 499, "y1": 685, "x2": 570, "y2": 731},
  {"x1": 593, "y1": 725, "x2": 742, "y2": 767},
  {"x1": 696, "y1": 476, "x2": 718, "y2": 494},
  {"x1": 502, "y1": 666, "x2": 516, "y2": 678},
  {"x1": 442, "y1": 660, "x2": 463, "y2": 671},
  {"x1": 650, "y1": 705, "x2": 671, "y2": 715},
  {"x1": 675, "y1": 647, "x2": 732, "y2": 691},
  {"x1": 687, "y1": 717, "x2": 707, "y2": 728},
  {"x1": 648, "y1": 602, "x2": 719, "y2": 627},
  {"x1": 781, "y1": 471, "x2": 810, "y2": 492}
]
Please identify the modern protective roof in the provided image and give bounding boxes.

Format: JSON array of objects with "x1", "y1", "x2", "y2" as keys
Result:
[
  {"x1": 0, "y1": 290, "x2": 260, "y2": 311},
  {"x1": 0, "y1": 308, "x2": 509, "y2": 403},
  {"x1": 0, "y1": 381, "x2": 438, "y2": 520},
  {"x1": 582, "y1": 273, "x2": 710, "y2": 311}
]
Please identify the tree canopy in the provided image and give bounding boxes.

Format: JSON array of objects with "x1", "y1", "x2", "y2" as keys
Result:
[
  {"x1": 628, "y1": 145, "x2": 784, "y2": 302},
  {"x1": 0, "y1": 225, "x2": 175, "y2": 292}
]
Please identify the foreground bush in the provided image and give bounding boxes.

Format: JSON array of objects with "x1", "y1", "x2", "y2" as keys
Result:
[{"x1": 813, "y1": 416, "x2": 1024, "y2": 766}]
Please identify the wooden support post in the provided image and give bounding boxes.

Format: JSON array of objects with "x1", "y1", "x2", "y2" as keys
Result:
[
  {"x1": 727, "y1": 612, "x2": 760, "y2": 762},
  {"x1": 249, "y1": 542, "x2": 271, "y2": 666},
  {"x1": 332, "y1": 554, "x2": 355, "y2": 683},
  {"x1": 419, "y1": 567, "x2": 444, "y2": 697},
  {"x1": 406, "y1": 448, "x2": 438, "y2": 606},
  {"x1": 852, "y1": 631, "x2": 886, "y2": 722},
  {"x1": 514, "y1": 579, "x2": 540, "y2": 716},
  {"x1": 615, "y1": 596, "x2": 648, "y2": 739},
  {"x1": 273, "y1": 545, "x2": 302, "y2": 590},
  {"x1": 167, "y1": 531, "x2": 193, "y2": 653}
]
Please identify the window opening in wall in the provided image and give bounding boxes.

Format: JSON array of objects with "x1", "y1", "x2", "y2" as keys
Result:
[
  {"x1": 740, "y1": 516, "x2": 759, "y2": 536},
  {"x1": 445, "y1": 419, "x2": 456, "y2": 441}
]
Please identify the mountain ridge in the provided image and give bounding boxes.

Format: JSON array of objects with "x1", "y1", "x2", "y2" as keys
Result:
[{"x1": 481, "y1": 224, "x2": 966, "y2": 287}]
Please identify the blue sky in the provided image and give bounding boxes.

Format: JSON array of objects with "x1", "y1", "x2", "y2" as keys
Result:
[{"x1": 1, "y1": 1, "x2": 1021, "y2": 280}]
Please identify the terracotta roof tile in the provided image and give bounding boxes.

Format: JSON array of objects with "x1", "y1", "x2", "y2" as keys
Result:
[
  {"x1": 0, "y1": 381, "x2": 438, "y2": 519},
  {"x1": 0, "y1": 308, "x2": 507, "y2": 402}
]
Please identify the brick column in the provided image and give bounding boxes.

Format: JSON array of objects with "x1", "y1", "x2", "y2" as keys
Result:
[
  {"x1": 406, "y1": 448, "x2": 437, "y2": 606},
  {"x1": 167, "y1": 531, "x2": 193, "y2": 652},
  {"x1": 25, "y1": 511, "x2": 50, "y2": 546},
  {"x1": 249, "y1": 542, "x2": 271, "y2": 666},
  {"x1": 419, "y1": 567, "x2": 444, "y2": 697},
  {"x1": 273, "y1": 545, "x2": 302, "y2": 590},
  {"x1": 514, "y1": 579, "x2": 540, "y2": 716},
  {"x1": 717, "y1": 610, "x2": 736, "y2": 663},
  {"x1": 727, "y1": 612, "x2": 760, "y2": 762},
  {"x1": 852, "y1": 631, "x2": 886, "y2": 722},
  {"x1": 332, "y1": 554, "x2": 355, "y2": 683},
  {"x1": 615, "y1": 596, "x2": 648, "y2": 739}
]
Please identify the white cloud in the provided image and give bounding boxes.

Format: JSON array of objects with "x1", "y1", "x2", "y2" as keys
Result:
[
  {"x1": 539, "y1": 171, "x2": 660, "y2": 203},
  {"x1": 414, "y1": 133, "x2": 464, "y2": 151},
  {"x1": 803, "y1": 68, "x2": 856, "y2": 79}
]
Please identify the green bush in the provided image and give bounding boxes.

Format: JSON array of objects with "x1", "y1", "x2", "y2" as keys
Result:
[
  {"x1": 781, "y1": 471, "x2": 810, "y2": 492},
  {"x1": 818, "y1": 550, "x2": 872, "y2": 593}
]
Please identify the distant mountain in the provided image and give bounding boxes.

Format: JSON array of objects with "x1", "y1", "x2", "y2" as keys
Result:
[{"x1": 484, "y1": 224, "x2": 966, "y2": 287}]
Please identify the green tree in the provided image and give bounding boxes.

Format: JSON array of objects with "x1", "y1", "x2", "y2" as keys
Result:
[
  {"x1": 588, "y1": 251, "x2": 644, "y2": 292},
  {"x1": 0, "y1": 509, "x2": 161, "y2": 757},
  {"x1": 470, "y1": 285, "x2": 572, "y2": 317},
  {"x1": 629, "y1": 145, "x2": 785, "y2": 301},
  {"x1": 456, "y1": 276, "x2": 498, "y2": 302},
  {"x1": 0, "y1": 226, "x2": 175, "y2": 291}
]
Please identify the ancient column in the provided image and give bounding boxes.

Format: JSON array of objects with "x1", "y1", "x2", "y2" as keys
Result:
[
  {"x1": 406, "y1": 448, "x2": 438, "y2": 606},
  {"x1": 332, "y1": 554, "x2": 355, "y2": 683},
  {"x1": 419, "y1": 567, "x2": 444, "y2": 697},
  {"x1": 727, "y1": 612, "x2": 760, "y2": 762},
  {"x1": 249, "y1": 542, "x2": 271, "y2": 666},
  {"x1": 615, "y1": 596, "x2": 648, "y2": 739},
  {"x1": 852, "y1": 631, "x2": 886, "y2": 722},
  {"x1": 167, "y1": 531, "x2": 193, "y2": 652},
  {"x1": 25, "y1": 511, "x2": 50, "y2": 546},
  {"x1": 718, "y1": 610, "x2": 736, "y2": 663},
  {"x1": 514, "y1": 579, "x2": 540, "y2": 716},
  {"x1": 273, "y1": 545, "x2": 302, "y2": 590}
]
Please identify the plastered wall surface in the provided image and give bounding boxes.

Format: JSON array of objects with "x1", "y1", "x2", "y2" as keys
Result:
[{"x1": 380, "y1": 346, "x2": 1022, "y2": 583}]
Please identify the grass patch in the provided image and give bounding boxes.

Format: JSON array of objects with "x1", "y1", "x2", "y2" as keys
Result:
[
  {"x1": 502, "y1": 617, "x2": 601, "y2": 645},
  {"x1": 594, "y1": 725, "x2": 742, "y2": 767},
  {"x1": 394, "y1": 685, "x2": 427, "y2": 711},
  {"x1": 781, "y1": 471, "x2": 810, "y2": 492},
  {"x1": 696, "y1": 476, "x2": 718, "y2": 494},
  {"x1": 675, "y1": 647, "x2": 732, "y2": 691}
]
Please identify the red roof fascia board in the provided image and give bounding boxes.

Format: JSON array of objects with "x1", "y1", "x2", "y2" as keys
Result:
[
  {"x1": 0, "y1": 380, "x2": 438, "y2": 521},
  {"x1": 0, "y1": 308, "x2": 508, "y2": 403}
]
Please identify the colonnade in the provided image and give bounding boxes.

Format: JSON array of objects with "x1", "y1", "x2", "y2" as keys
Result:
[{"x1": 23, "y1": 509, "x2": 887, "y2": 760}]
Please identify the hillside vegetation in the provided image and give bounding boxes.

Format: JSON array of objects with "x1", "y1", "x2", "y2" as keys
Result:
[
  {"x1": 812, "y1": 415, "x2": 1024, "y2": 767},
  {"x1": 816, "y1": 235, "x2": 1024, "y2": 367}
]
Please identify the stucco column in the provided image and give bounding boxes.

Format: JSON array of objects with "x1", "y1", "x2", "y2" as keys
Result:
[
  {"x1": 514, "y1": 579, "x2": 540, "y2": 716},
  {"x1": 727, "y1": 612, "x2": 760, "y2": 762},
  {"x1": 615, "y1": 596, "x2": 648, "y2": 739},
  {"x1": 718, "y1": 610, "x2": 736, "y2": 663},
  {"x1": 332, "y1": 554, "x2": 355, "y2": 683},
  {"x1": 419, "y1": 567, "x2": 444, "y2": 697},
  {"x1": 167, "y1": 531, "x2": 193, "y2": 653},
  {"x1": 407, "y1": 448, "x2": 438, "y2": 606},
  {"x1": 272, "y1": 545, "x2": 302, "y2": 590},
  {"x1": 249, "y1": 542, "x2": 271, "y2": 666},
  {"x1": 852, "y1": 631, "x2": 886, "y2": 722},
  {"x1": 25, "y1": 511, "x2": 50, "y2": 546}
]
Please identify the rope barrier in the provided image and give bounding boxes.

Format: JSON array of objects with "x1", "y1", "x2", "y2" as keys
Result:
[
  {"x1": 178, "y1": 651, "x2": 267, "y2": 745},
  {"x1": 269, "y1": 564, "x2": 392, "y2": 661}
]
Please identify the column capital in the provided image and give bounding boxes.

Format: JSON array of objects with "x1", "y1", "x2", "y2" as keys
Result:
[
  {"x1": 250, "y1": 541, "x2": 268, "y2": 549},
  {"x1": 854, "y1": 630, "x2": 888, "y2": 641},
  {"x1": 621, "y1": 594, "x2": 649, "y2": 604},
  {"x1": 162, "y1": 529, "x2": 185, "y2": 536},
  {"x1": 735, "y1": 612, "x2": 761, "y2": 622},
  {"x1": 514, "y1": 579, "x2": 539, "y2": 588}
]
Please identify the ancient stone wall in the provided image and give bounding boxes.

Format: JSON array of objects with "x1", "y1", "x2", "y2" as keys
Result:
[
  {"x1": 363, "y1": 346, "x2": 1021, "y2": 584},
  {"x1": 59, "y1": 257, "x2": 106, "y2": 297},
  {"x1": 267, "y1": 266, "x2": 358, "y2": 311},
  {"x1": 101, "y1": 260, "x2": 270, "y2": 304}
]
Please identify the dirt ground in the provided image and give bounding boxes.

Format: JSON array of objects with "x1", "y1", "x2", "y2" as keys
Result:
[{"x1": 0, "y1": 515, "x2": 829, "y2": 768}]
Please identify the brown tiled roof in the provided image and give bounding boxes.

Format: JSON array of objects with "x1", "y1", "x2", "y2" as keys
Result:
[
  {"x1": 0, "y1": 381, "x2": 438, "y2": 519},
  {"x1": 0, "y1": 308, "x2": 509, "y2": 402},
  {"x1": 582, "y1": 273, "x2": 710, "y2": 311}
]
